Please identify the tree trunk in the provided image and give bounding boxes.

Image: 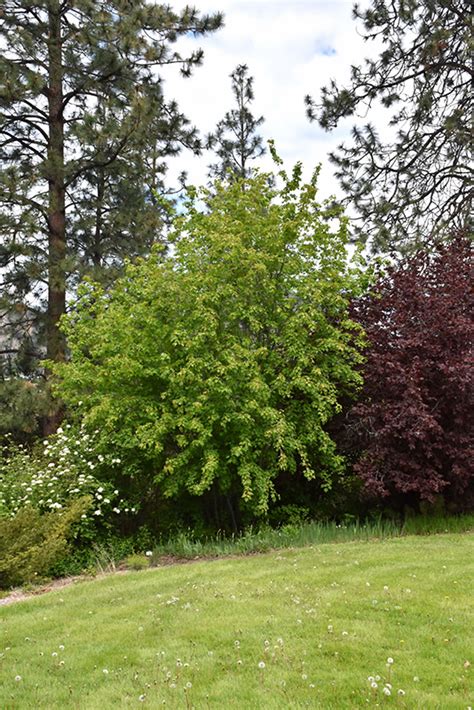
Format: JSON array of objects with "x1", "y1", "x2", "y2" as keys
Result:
[
  {"x1": 45, "y1": 1, "x2": 66, "y2": 434},
  {"x1": 93, "y1": 168, "x2": 105, "y2": 268}
]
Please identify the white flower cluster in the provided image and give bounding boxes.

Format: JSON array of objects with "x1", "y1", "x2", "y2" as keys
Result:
[{"x1": 0, "y1": 425, "x2": 134, "y2": 527}]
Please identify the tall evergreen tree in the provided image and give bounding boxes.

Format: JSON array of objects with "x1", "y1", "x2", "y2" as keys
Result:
[
  {"x1": 207, "y1": 64, "x2": 265, "y2": 181},
  {"x1": 69, "y1": 88, "x2": 200, "y2": 286},
  {"x1": 0, "y1": 1, "x2": 223, "y2": 431},
  {"x1": 305, "y1": 0, "x2": 472, "y2": 252}
]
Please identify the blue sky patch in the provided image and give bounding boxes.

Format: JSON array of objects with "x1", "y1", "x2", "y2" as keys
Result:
[{"x1": 318, "y1": 45, "x2": 337, "y2": 56}]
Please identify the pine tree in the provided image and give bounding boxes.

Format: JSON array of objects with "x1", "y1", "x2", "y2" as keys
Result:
[
  {"x1": 69, "y1": 88, "x2": 200, "y2": 286},
  {"x1": 305, "y1": 0, "x2": 472, "y2": 252},
  {"x1": 207, "y1": 64, "x2": 265, "y2": 181},
  {"x1": 0, "y1": 1, "x2": 223, "y2": 432}
]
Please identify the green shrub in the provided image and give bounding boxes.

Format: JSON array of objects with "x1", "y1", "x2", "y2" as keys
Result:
[
  {"x1": 122, "y1": 553, "x2": 151, "y2": 571},
  {"x1": 52, "y1": 157, "x2": 369, "y2": 521},
  {"x1": 0, "y1": 427, "x2": 133, "y2": 541},
  {"x1": 0, "y1": 497, "x2": 91, "y2": 588},
  {"x1": 50, "y1": 530, "x2": 157, "y2": 578}
]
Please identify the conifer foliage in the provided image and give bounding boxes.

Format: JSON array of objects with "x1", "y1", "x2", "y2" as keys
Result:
[
  {"x1": 207, "y1": 64, "x2": 266, "y2": 180},
  {"x1": 0, "y1": 1, "x2": 223, "y2": 407},
  {"x1": 351, "y1": 237, "x2": 473, "y2": 509},
  {"x1": 306, "y1": 0, "x2": 472, "y2": 251}
]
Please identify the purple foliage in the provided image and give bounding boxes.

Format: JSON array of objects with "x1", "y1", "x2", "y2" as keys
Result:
[{"x1": 351, "y1": 238, "x2": 473, "y2": 508}]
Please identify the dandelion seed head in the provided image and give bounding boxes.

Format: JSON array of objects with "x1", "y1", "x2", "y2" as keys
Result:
[{"x1": 258, "y1": 661, "x2": 266, "y2": 669}]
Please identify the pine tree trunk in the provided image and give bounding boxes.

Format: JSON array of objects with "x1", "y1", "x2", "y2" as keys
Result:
[
  {"x1": 45, "y1": 1, "x2": 66, "y2": 434},
  {"x1": 93, "y1": 169, "x2": 105, "y2": 267}
]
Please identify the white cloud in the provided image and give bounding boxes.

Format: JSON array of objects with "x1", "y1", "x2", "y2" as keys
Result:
[{"x1": 160, "y1": 0, "x2": 384, "y2": 199}]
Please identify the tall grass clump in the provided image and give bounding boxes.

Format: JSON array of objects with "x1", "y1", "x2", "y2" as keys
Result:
[{"x1": 142, "y1": 514, "x2": 474, "y2": 565}]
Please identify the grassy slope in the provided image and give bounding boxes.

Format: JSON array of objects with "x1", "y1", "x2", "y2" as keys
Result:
[{"x1": 0, "y1": 533, "x2": 473, "y2": 709}]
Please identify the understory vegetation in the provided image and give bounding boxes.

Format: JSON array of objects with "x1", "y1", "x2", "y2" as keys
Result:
[{"x1": 0, "y1": 163, "x2": 472, "y2": 589}]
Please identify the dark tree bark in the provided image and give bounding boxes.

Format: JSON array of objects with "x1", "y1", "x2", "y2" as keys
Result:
[{"x1": 46, "y1": 1, "x2": 66, "y2": 366}]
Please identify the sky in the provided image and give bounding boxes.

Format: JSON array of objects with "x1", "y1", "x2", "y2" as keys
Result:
[{"x1": 163, "y1": 0, "x2": 383, "y2": 201}]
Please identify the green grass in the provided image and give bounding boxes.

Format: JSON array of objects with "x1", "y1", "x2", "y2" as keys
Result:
[
  {"x1": 1, "y1": 533, "x2": 473, "y2": 709},
  {"x1": 82, "y1": 514, "x2": 474, "y2": 577}
]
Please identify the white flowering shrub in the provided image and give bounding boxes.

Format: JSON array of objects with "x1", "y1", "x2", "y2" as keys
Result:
[{"x1": 0, "y1": 425, "x2": 134, "y2": 537}]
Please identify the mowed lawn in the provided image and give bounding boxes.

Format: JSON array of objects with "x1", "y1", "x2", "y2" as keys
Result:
[{"x1": 1, "y1": 534, "x2": 472, "y2": 709}]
